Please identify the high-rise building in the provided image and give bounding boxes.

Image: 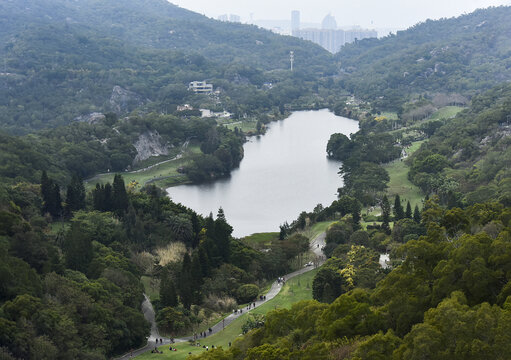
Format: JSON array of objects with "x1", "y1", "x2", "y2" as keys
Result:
[
  {"x1": 291, "y1": 10, "x2": 300, "y2": 35},
  {"x1": 217, "y1": 14, "x2": 228, "y2": 22},
  {"x1": 321, "y1": 14, "x2": 337, "y2": 30},
  {"x1": 229, "y1": 14, "x2": 241, "y2": 23},
  {"x1": 293, "y1": 14, "x2": 377, "y2": 53}
]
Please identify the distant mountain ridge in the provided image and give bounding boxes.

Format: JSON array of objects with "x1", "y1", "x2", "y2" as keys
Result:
[{"x1": 0, "y1": 0, "x2": 329, "y2": 68}]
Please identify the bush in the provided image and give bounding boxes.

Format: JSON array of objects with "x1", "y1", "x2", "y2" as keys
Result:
[{"x1": 236, "y1": 284, "x2": 259, "y2": 304}]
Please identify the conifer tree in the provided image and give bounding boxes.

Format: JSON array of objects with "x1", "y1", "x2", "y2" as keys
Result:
[
  {"x1": 381, "y1": 195, "x2": 391, "y2": 233},
  {"x1": 405, "y1": 201, "x2": 413, "y2": 219},
  {"x1": 393, "y1": 194, "x2": 404, "y2": 221},
  {"x1": 413, "y1": 205, "x2": 421, "y2": 223},
  {"x1": 65, "y1": 174, "x2": 85, "y2": 217},
  {"x1": 160, "y1": 270, "x2": 178, "y2": 307},
  {"x1": 179, "y1": 253, "x2": 193, "y2": 309},
  {"x1": 215, "y1": 208, "x2": 232, "y2": 263},
  {"x1": 351, "y1": 200, "x2": 362, "y2": 230},
  {"x1": 112, "y1": 174, "x2": 128, "y2": 215}
]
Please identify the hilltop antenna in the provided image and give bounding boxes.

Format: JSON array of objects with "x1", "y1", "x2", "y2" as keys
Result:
[{"x1": 290, "y1": 51, "x2": 294, "y2": 71}]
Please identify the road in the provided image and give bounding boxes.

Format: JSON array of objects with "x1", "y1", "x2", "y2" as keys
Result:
[{"x1": 116, "y1": 232, "x2": 326, "y2": 359}]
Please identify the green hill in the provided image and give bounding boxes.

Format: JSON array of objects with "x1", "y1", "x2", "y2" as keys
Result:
[
  {"x1": 0, "y1": 0, "x2": 333, "y2": 133},
  {"x1": 336, "y1": 6, "x2": 511, "y2": 111}
]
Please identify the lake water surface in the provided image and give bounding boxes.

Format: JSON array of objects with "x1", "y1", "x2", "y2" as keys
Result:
[{"x1": 167, "y1": 109, "x2": 358, "y2": 237}]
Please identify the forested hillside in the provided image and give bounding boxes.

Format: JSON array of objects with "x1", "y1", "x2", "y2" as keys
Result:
[
  {"x1": 336, "y1": 6, "x2": 511, "y2": 111},
  {"x1": 0, "y1": 0, "x2": 333, "y2": 133},
  {"x1": 408, "y1": 84, "x2": 511, "y2": 206}
]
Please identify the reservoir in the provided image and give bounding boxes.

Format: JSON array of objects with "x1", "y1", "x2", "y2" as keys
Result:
[{"x1": 167, "y1": 109, "x2": 359, "y2": 237}]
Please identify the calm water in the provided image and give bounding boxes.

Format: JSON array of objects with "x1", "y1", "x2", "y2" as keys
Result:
[{"x1": 167, "y1": 109, "x2": 359, "y2": 237}]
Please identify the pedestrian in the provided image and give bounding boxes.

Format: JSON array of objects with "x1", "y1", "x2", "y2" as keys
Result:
[{"x1": 229, "y1": 342, "x2": 231, "y2": 347}]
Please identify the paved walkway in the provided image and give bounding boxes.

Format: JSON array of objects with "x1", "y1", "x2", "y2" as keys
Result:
[{"x1": 116, "y1": 233, "x2": 326, "y2": 359}]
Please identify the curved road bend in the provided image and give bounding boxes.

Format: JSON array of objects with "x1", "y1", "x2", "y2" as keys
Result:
[{"x1": 116, "y1": 232, "x2": 326, "y2": 359}]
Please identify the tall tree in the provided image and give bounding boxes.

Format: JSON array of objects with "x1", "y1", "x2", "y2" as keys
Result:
[
  {"x1": 179, "y1": 253, "x2": 193, "y2": 309},
  {"x1": 112, "y1": 174, "x2": 129, "y2": 215},
  {"x1": 190, "y1": 252, "x2": 203, "y2": 304},
  {"x1": 351, "y1": 200, "x2": 362, "y2": 230},
  {"x1": 65, "y1": 174, "x2": 85, "y2": 217},
  {"x1": 381, "y1": 195, "x2": 391, "y2": 233},
  {"x1": 41, "y1": 171, "x2": 61, "y2": 218},
  {"x1": 160, "y1": 269, "x2": 178, "y2": 308},
  {"x1": 405, "y1": 201, "x2": 412, "y2": 219},
  {"x1": 51, "y1": 183, "x2": 63, "y2": 218},
  {"x1": 215, "y1": 208, "x2": 232, "y2": 263},
  {"x1": 413, "y1": 205, "x2": 421, "y2": 223},
  {"x1": 393, "y1": 195, "x2": 404, "y2": 221}
]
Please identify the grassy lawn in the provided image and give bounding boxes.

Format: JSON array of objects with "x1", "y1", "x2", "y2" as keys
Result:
[
  {"x1": 241, "y1": 232, "x2": 279, "y2": 249},
  {"x1": 85, "y1": 146, "x2": 201, "y2": 191},
  {"x1": 223, "y1": 121, "x2": 258, "y2": 134},
  {"x1": 137, "y1": 269, "x2": 318, "y2": 360},
  {"x1": 379, "y1": 112, "x2": 399, "y2": 120},
  {"x1": 430, "y1": 106, "x2": 463, "y2": 121},
  {"x1": 383, "y1": 140, "x2": 425, "y2": 210}
]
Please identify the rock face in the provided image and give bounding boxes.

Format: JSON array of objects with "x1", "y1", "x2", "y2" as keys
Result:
[
  {"x1": 109, "y1": 85, "x2": 144, "y2": 114},
  {"x1": 133, "y1": 131, "x2": 171, "y2": 164},
  {"x1": 74, "y1": 112, "x2": 106, "y2": 124}
]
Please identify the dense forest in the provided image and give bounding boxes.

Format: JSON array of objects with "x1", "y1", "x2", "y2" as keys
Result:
[
  {"x1": 0, "y1": 113, "x2": 244, "y2": 185},
  {"x1": 191, "y1": 198, "x2": 511, "y2": 359}
]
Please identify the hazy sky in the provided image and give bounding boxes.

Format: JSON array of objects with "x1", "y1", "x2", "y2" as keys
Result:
[{"x1": 169, "y1": 0, "x2": 509, "y2": 29}]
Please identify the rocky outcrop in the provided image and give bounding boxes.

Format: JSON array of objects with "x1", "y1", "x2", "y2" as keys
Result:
[
  {"x1": 109, "y1": 85, "x2": 144, "y2": 114},
  {"x1": 133, "y1": 131, "x2": 171, "y2": 164},
  {"x1": 74, "y1": 112, "x2": 106, "y2": 124}
]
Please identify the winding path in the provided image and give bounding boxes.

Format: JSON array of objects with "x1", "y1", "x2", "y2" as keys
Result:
[{"x1": 116, "y1": 232, "x2": 326, "y2": 359}]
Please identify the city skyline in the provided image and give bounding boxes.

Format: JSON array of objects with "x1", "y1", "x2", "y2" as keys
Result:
[{"x1": 169, "y1": 0, "x2": 510, "y2": 29}]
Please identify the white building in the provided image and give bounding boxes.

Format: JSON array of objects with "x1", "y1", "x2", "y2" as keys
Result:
[{"x1": 188, "y1": 81, "x2": 213, "y2": 94}]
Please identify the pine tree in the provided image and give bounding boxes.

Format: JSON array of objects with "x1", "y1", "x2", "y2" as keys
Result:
[
  {"x1": 112, "y1": 174, "x2": 128, "y2": 215},
  {"x1": 65, "y1": 174, "x2": 85, "y2": 217},
  {"x1": 405, "y1": 201, "x2": 412, "y2": 219},
  {"x1": 381, "y1": 195, "x2": 391, "y2": 233},
  {"x1": 198, "y1": 245, "x2": 210, "y2": 278},
  {"x1": 160, "y1": 270, "x2": 178, "y2": 307},
  {"x1": 179, "y1": 253, "x2": 193, "y2": 309},
  {"x1": 413, "y1": 205, "x2": 421, "y2": 223},
  {"x1": 191, "y1": 252, "x2": 203, "y2": 304},
  {"x1": 215, "y1": 208, "x2": 232, "y2": 263},
  {"x1": 41, "y1": 171, "x2": 60, "y2": 217},
  {"x1": 51, "y1": 183, "x2": 63, "y2": 218},
  {"x1": 393, "y1": 194, "x2": 404, "y2": 221},
  {"x1": 351, "y1": 200, "x2": 362, "y2": 230}
]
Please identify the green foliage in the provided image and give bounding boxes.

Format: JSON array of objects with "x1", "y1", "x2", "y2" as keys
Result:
[
  {"x1": 236, "y1": 284, "x2": 260, "y2": 304},
  {"x1": 409, "y1": 83, "x2": 511, "y2": 204}
]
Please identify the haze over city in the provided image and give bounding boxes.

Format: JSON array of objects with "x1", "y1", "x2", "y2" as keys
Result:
[{"x1": 170, "y1": 0, "x2": 510, "y2": 29}]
